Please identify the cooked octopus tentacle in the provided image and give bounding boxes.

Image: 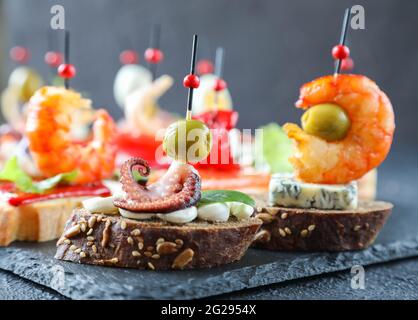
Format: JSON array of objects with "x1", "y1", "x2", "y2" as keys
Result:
[{"x1": 113, "y1": 157, "x2": 201, "y2": 213}]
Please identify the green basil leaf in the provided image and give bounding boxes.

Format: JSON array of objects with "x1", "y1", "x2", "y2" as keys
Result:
[{"x1": 199, "y1": 190, "x2": 255, "y2": 207}]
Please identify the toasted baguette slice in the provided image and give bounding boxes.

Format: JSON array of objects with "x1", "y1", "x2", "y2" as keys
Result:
[
  {"x1": 0, "y1": 197, "x2": 88, "y2": 246},
  {"x1": 251, "y1": 197, "x2": 393, "y2": 251},
  {"x1": 55, "y1": 209, "x2": 262, "y2": 270}
]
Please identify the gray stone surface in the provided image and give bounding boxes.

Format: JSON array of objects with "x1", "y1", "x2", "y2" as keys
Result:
[
  {"x1": 220, "y1": 258, "x2": 418, "y2": 300},
  {"x1": 2, "y1": 255, "x2": 418, "y2": 300},
  {"x1": 1, "y1": 237, "x2": 418, "y2": 300},
  {"x1": 0, "y1": 269, "x2": 65, "y2": 300}
]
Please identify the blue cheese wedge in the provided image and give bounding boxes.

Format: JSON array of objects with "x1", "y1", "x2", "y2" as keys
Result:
[{"x1": 269, "y1": 174, "x2": 358, "y2": 210}]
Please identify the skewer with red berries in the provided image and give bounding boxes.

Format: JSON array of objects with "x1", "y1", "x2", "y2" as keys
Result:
[
  {"x1": 144, "y1": 24, "x2": 164, "y2": 80},
  {"x1": 332, "y1": 8, "x2": 354, "y2": 73},
  {"x1": 57, "y1": 30, "x2": 76, "y2": 89},
  {"x1": 163, "y1": 35, "x2": 212, "y2": 163}
]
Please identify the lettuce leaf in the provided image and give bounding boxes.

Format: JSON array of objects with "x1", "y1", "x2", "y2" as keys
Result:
[
  {"x1": 0, "y1": 156, "x2": 77, "y2": 194},
  {"x1": 199, "y1": 190, "x2": 255, "y2": 207},
  {"x1": 255, "y1": 123, "x2": 294, "y2": 173}
]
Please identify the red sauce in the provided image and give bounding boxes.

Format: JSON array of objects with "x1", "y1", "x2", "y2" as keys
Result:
[
  {"x1": 115, "y1": 131, "x2": 168, "y2": 169},
  {"x1": 0, "y1": 182, "x2": 111, "y2": 207}
]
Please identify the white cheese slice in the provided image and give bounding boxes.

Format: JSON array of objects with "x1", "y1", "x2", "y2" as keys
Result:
[
  {"x1": 82, "y1": 196, "x2": 119, "y2": 214},
  {"x1": 227, "y1": 202, "x2": 254, "y2": 220},
  {"x1": 118, "y1": 207, "x2": 197, "y2": 224},
  {"x1": 269, "y1": 174, "x2": 358, "y2": 210},
  {"x1": 197, "y1": 203, "x2": 230, "y2": 222}
]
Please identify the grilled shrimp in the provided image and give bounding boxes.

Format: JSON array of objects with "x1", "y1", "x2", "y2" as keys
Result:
[
  {"x1": 284, "y1": 74, "x2": 395, "y2": 184},
  {"x1": 25, "y1": 86, "x2": 117, "y2": 183}
]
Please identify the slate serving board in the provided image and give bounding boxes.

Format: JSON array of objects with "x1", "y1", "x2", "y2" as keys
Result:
[{"x1": 0, "y1": 150, "x2": 417, "y2": 300}]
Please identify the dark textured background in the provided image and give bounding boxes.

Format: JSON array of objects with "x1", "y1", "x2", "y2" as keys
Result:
[{"x1": 2, "y1": 0, "x2": 417, "y2": 146}]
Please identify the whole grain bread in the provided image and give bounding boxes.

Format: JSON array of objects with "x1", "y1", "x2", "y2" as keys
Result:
[
  {"x1": 0, "y1": 197, "x2": 88, "y2": 246},
  {"x1": 55, "y1": 208, "x2": 262, "y2": 270},
  {"x1": 251, "y1": 194, "x2": 392, "y2": 251}
]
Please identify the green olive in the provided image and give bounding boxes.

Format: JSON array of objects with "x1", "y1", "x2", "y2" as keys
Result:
[
  {"x1": 163, "y1": 119, "x2": 212, "y2": 163},
  {"x1": 301, "y1": 103, "x2": 351, "y2": 141},
  {"x1": 8, "y1": 66, "x2": 43, "y2": 102}
]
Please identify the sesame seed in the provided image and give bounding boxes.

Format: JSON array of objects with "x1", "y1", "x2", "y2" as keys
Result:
[
  {"x1": 266, "y1": 207, "x2": 279, "y2": 215},
  {"x1": 92, "y1": 245, "x2": 97, "y2": 254},
  {"x1": 120, "y1": 220, "x2": 127, "y2": 230},
  {"x1": 308, "y1": 224, "x2": 316, "y2": 232},
  {"x1": 284, "y1": 227, "x2": 292, "y2": 235},
  {"x1": 280, "y1": 213, "x2": 288, "y2": 220},
  {"x1": 138, "y1": 242, "x2": 144, "y2": 250},
  {"x1": 279, "y1": 228, "x2": 286, "y2": 237},
  {"x1": 64, "y1": 239, "x2": 71, "y2": 244},
  {"x1": 156, "y1": 238, "x2": 165, "y2": 245},
  {"x1": 80, "y1": 251, "x2": 87, "y2": 258},
  {"x1": 300, "y1": 229, "x2": 308, "y2": 238},
  {"x1": 254, "y1": 230, "x2": 271, "y2": 242},
  {"x1": 131, "y1": 229, "x2": 141, "y2": 236},
  {"x1": 56, "y1": 237, "x2": 65, "y2": 246},
  {"x1": 152, "y1": 254, "x2": 160, "y2": 259},
  {"x1": 132, "y1": 251, "x2": 141, "y2": 257},
  {"x1": 86, "y1": 241, "x2": 93, "y2": 246},
  {"x1": 354, "y1": 225, "x2": 361, "y2": 231},
  {"x1": 127, "y1": 237, "x2": 134, "y2": 245},
  {"x1": 148, "y1": 262, "x2": 155, "y2": 270},
  {"x1": 74, "y1": 248, "x2": 81, "y2": 254},
  {"x1": 144, "y1": 251, "x2": 152, "y2": 257},
  {"x1": 79, "y1": 222, "x2": 87, "y2": 233},
  {"x1": 69, "y1": 245, "x2": 77, "y2": 251},
  {"x1": 147, "y1": 246, "x2": 154, "y2": 251},
  {"x1": 88, "y1": 216, "x2": 97, "y2": 228},
  {"x1": 64, "y1": 224, "x2": 81, "y2": 238},
  {"x1": 86, "y1": 228, "x2": 93, "y2": 236},
  {"x1": 87, "y1": 236, "x2": 95, "y2": 241}
]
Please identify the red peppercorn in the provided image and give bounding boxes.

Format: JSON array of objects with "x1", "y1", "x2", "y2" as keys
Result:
[
  {"x1": 183, "y1": 74, "x2": 200, "y2": 89},
  {"x1": 213, "y1": 78, "x2": 227, "y2": 92},
  {"x1": 196, "y1": 59, "x2": 214, "y2": 75},
  {"x1": 341, "y1": 57, "x2": 354, "y2": 71},
  {"x1": 332, "y1": 44, "x2": 350, "y2": 60},
  {"x1": 10, "y1": 46, "x2": 30, "y2": 63},
  {"x1": 44, "y1": 51, "x2": 63, "y2": 67},
  {"x1": 57, "y1": 64, "x2": 76, "y2": 79},
  {"x1": 144, "y1": 48, "x2": 164, "y2": 64},
  {"x1": 119, "y1": 50, "x2": 138, "y2": 65}
]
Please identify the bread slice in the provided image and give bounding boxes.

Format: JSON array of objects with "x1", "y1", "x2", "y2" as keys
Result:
[
  {"x1": 0, "y1": 197, "x2": 88, "y2": 246},
  {"x1": 251, "y1": 194, "x2": 392, "y2": 251},
  {"x1": 55, "y1": 208, "x2": 262, "y2": 270}
]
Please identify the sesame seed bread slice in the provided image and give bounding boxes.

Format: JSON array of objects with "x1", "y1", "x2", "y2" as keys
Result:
[
  {"x1": 55, "y1": 208, "x2": 262, "y2": 270},
  {"x1": 251, "y1": 194, "x2": 393, "y2": 251},
  {"x1": 0, "y1": 197, "x2": 88, "y2": 247}
]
